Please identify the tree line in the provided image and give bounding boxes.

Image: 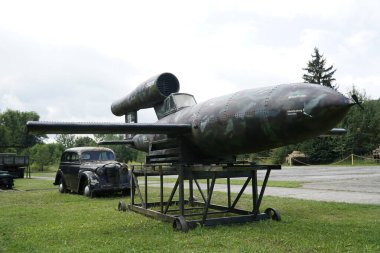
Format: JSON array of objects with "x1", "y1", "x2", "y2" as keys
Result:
[
  {"x1": 1, "y1": 48, "x2": 379, "y2": 167},
  {"x1": 0, "y1": 110, "x2": 143, "y2": 170}
]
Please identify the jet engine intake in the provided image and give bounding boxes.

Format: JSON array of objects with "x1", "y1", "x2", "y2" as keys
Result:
[{"x1": 111, "y1": 72, "x2": 180, "y2": 116}]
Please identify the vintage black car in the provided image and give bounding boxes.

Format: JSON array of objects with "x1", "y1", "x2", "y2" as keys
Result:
[{"x1": 53, "y1": 147, "x2": 131, "y2": 197}]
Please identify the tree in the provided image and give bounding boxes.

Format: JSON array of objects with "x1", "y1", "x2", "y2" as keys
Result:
[
  {"x1": 55, "y1": 134, "x2": 76, "y2": 149},
  {"x1": 0, "y1": 109, "x2": 45, "y2": 152},
  {"x1": 25, "y1": 143, "x2": 64, "y2": 171},
  {"x1": 339, "y1": 86, "x2": 380, "y2": 156},
  {"x1": 74, "y1": 136, "x2": 97, "y2": 147},
  {"x1": 303, "y1": 47, "x2": 337, "y2": 89}
]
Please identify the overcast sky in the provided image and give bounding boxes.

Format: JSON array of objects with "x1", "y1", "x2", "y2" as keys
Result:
[{"x1": 0, "y1": 0, "x2": 379, "y2": 124}]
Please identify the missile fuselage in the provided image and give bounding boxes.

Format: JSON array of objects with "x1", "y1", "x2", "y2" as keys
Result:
[{"x1": 131, "y1": 83, "x2": 351, "y2": 159}]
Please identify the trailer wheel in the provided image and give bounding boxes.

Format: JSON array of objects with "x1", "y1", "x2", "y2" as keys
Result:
[
  {"x1": 265, "y1": 208, "x2": 281, "y2": 221},
  {"x1": 173, "y1": 216, "x2": 189, "y2": 232},
  {"x1": 118, "y1": 201, "x2": 127, "y2": 212}
]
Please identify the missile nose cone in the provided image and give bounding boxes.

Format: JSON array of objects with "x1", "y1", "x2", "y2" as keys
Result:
[
  {"x1": 294, "y1": 84, "x2": 352, "y2": 135},
  {"x1": 267, "y1": 83, "x2": 352, "y2": 144},
  {"x1": 304, "y1": 86, "x2": 351, "y2": 120}
]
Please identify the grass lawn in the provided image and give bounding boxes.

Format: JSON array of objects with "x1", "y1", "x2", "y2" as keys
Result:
[{"x1": 0, "y1": 178, "x2": 379, "y2": 252}]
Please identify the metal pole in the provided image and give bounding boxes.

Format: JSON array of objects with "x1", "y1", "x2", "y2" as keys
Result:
[
  {"x1": 178, "y1": 167, "x2": 185, "y2": 216},
  {"x1": 189, "y1": 177, "x2": 194, "y2": 205},
  {"x1": 252, "y1": 170, "x2": 258, "y2": 213},
  {"x1": 254, "y1": 169, "x2": 271, "y2": 215},
  {"x1": 131, "y1": 166, "x2": 135, "y2": 205},
  {"x1": 144, "y1": 170, "x2": 148, "y2": 204},
  {"x1": 227, "y1": 177, "x2": 231, "y2": 208},
  {"x1": 201, "y1": 173, "x2": 216, "y2": 225},
  {"x1": 160, "y1": 168, "x2": 163, "y2": 213}
]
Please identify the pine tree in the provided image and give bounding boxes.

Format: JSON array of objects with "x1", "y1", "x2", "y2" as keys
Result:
[{"x1": 303, "y1": 47, "x2": 337, "y2": 89}]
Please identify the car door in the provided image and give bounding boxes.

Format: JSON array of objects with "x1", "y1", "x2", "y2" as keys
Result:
[
  {"x1": 59, "y1": 152, "x2": 72, "y2": 189},
  {"x1": 69, "y1": 152, "x2": 81, "y2": 192}
]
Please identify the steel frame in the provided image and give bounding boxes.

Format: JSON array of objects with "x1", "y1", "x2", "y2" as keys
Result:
[{"x1": 127, "y1": 163, "x2": 281, "y2": 232}]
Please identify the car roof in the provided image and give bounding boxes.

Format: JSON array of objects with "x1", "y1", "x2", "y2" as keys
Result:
[{"x1": 64, "y1": 147, "x2": 114, "y2": 154}]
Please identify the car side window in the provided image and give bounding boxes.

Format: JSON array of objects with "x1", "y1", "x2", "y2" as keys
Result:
[
  {"x1": 61, "y1": 152, "x2": 70, "y2": 162},
  {"x1": 81, "y1": 153, "x2": 91, "y2": 160},
  {"x1": 71, "y1": 153, "x2": 79, "y2": 163},
  {"x1": 61, "y1": 152, "x2": 79, "y2": 163}
]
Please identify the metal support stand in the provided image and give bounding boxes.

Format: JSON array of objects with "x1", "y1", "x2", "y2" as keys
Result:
[{"x1": 125, "y1": 163, "x2": 281, "y2": 232}]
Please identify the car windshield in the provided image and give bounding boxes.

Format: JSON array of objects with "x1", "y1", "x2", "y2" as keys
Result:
[{"x1": 80, "y1": 151, "x2": 115, "y2": 161}]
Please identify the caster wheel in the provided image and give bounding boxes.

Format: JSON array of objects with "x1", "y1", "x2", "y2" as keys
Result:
[
  {"x1": 265, "y1": 208, "x2": 281, "y2": 221},
  {"x1": 118, "y1": 201, "x2": 127, "y2": 212},
  {"x1": 172, "y1": 216, "x2": 189, "y2": 232}
]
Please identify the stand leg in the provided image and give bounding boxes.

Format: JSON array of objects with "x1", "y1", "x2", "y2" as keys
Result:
[
  {"x1": 178, "y1": 167, "x2": 185, "y2": 216},
  {"x1": 252, "y1": 170, "x2": 258, "y2": 213},
  {"x1": 202, "y1": 173, "x2": 216, "y2": 225}
]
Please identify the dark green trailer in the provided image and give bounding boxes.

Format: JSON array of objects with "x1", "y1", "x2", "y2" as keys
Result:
[{"x1": 0, "y1": 153, "x2": 29, "y2": 178}]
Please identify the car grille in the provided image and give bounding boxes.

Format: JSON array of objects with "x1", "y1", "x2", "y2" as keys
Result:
[{"x1": 106, "y1": 166, "x2": 120, "y2": 184}]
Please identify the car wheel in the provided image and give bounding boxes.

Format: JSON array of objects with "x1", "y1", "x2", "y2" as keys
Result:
[
  {"x1": 82, "y1": 178, "x2": 93, "y2": 197},
  {"x1": 58, "y1": 177, "x2": 67, "y2": 193},
  {"x1": 84, "y1": 185, "x2": 91, "y2": 197}
]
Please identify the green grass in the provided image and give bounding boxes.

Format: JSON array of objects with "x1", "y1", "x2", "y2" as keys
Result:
[
  {"x1": 29, "y1": 172, "x2": 56, "y2": 178},
  {"x1": 0, "y1": 178, "x2": 379, "y2": 252},
  {"x1": 146, "y1": 177, "x2": 303, "y2": 188}
]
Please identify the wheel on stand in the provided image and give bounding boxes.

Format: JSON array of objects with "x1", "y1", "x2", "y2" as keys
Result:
[
  {"x1": 172, "y1": 216, "x2": 189, "y2": 232},
  {"x1": 118, "y1": 201, "x2": 127, "y2": 212},
  {"x1": 264, "y1": 208, "x2": 281, "y2": 221}
]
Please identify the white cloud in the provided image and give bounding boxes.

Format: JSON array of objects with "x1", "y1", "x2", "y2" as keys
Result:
[
  {"x1": 0, "y1": 0, "x2": 380, "y2": 124},
  {"x1": 0, "y1": 94, "x2": 25, "y2": 111},
  {"x1": 339, "y1": 74, "x2": 380, "y2": 99}
]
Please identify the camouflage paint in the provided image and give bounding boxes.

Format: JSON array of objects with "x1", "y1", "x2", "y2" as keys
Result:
[{"x1": 132, "y1": 83, "x2": 351, "y2": 159}]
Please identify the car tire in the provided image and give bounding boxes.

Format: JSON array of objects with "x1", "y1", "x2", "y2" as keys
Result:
[
  {"x1": 58, "y1": 177, "x2": 67, "y2": 193},
  {"x1": 82, "y1": 178, "x2": 93, "y2": 198},
  {"x1": 84, "y1": 185, "x2": 91, "y2": 197}
]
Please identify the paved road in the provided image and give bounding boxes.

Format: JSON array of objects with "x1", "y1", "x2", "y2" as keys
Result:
[
  {"x1": 157, "y1": 166, "x2": 380, "y2": 205},
  {"x1": 263, "y1": 166, "x2": 380, "y2": 204}
]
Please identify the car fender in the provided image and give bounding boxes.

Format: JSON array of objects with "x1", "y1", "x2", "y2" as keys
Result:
[
  {"x1": 54, "y1": 170, "x2": 64, "y2": 186},
  {"x1": 77, "y1": 170, "x2": 99, "y2": 193}
]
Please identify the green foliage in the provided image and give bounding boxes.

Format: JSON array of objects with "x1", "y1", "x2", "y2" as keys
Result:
[
  {"x1": 299, "y1": 137, "x2": 340, "y2": 164},
  {"x1": 24, "y1": 143, "x2": 64, "y2": 170},
  {"x1": 271, "y1": 146, "x2": 293, "y2": 164},
  {"x1": 0, "y1": 109, "x2": 45, "y2": 151},
  {"x1": 55, "y1": 134, "x2": 76, "y2": 149},
  {"x1": 55, "y1": 135, "x2": 97, "y2": 148},
  {"x1": 74, "y1": 136, "x2": 97, "y2": 147},
  {"x1": 339, "y1": 87, "x2": 380, "y2": 155},
  {"x1": 303, "y1": 47, "x2": 337, "y2": 89}
]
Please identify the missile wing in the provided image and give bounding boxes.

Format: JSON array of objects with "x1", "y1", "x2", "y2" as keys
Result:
[{"x1": 26, "y1": 121, "x2": 191, "y2": 135}]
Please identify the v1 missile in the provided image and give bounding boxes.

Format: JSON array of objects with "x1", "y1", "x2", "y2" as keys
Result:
[{"x1": 27, "y1": 73, "x2": 352, "y2": 163}]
